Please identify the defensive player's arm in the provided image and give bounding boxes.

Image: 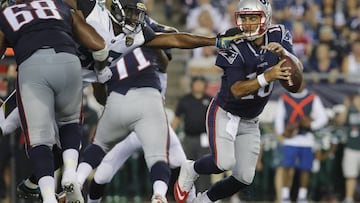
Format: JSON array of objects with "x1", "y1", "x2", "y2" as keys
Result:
[
  {"x1": 0, "y1": 30, "x2": 6, "y2": 57},
  {"x1": 92, "y1": 83, "x2": 107, "y2": 106},
  {"x1": 144, "y1": 27, "x2": 244, "y2": 49},
  {"x1": 155, "y1": 49, "x2": 169, "y2": 73},
  {"x1": 144, "y1": 33, "x2": 215, "y2": 49}
]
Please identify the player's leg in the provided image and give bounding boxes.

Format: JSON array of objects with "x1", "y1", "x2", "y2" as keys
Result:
[
  {"x1": 132, "y1": 88, "x2": 170, "y2": 203},
  {"x1": 296, "y1": 146, "x2": 314, "y2": 203},
  {"x1": 48, "y1": 51, "x2": 83, "y2": 203},
  {"x1": 87, "y1": 132, "x2": 142, "y2": 202},
  {"x1": 168, "y1": 126, "x2": 196, "y2": 203},
  {"x1": 195, "y1": 110, "x2": 261, "y2": 203},
  {"x1": 168, "y1": 126, "x2": 186, "y2": 168},
  {"x1": 281, "y1": 145, "x2": 298, "y2": 203},
  {"x1": 17, "y1": 144, "x2": 64, "y2": 200},
  {"x1": 17, "y1": 49, "x2": 72, "y2": 203},
  {"x1": 174, "y1": 100, "x2": 226, "y2": 203},
  {"x1": 76, "y1": 91, "x2": 131, "y2": 187}
]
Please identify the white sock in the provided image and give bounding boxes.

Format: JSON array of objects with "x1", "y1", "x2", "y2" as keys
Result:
[
  {"x1": 87, "y1": 195, "x2": 102, "y2": 203},
  {"x1": 282, "y1": 187, "x2": 290, "y2": 199},
  {"x1": 38, "y1": 176, "x2": 57, "y2": 203},
  {"x1": 153, "y1": 180, "x2": 168, "y2": 196},
  {"x1": 200, "y1": 191, "x2": 212, "y2": 203},
  {"x1": 62, "y1": 149, "x2": 79, "y2": 172},
  {"x1": 62, "y1": 149, "x2": 79, "y2": 186},
  {"x1": 76, "y1": 162, "x2": 93, "y2": 185},
  {"x1": 298, "y1": 187, "x2": 307, "y2": 200},
  {"x1": 24, "y1": 178, "x2": 38, "y2": 189}
]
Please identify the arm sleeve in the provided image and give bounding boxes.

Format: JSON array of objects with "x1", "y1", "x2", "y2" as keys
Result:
[
  {"x1": 274, "y1": 99, "x2": 286, "y2": 135},
  {"x1": 310, "y1": 96, "x2": 328, "y2": 130}
]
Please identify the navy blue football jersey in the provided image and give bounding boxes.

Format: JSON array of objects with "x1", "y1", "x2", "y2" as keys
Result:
[
  {"x1": 107, "y1": 47, "x2": 161, "y2": 94},
  {"x1": 0, "y1": 0, "x2": 77, "y2": 65},
  {"x1": 215, "y1": 24, "x2": 294, "y2": 118}
]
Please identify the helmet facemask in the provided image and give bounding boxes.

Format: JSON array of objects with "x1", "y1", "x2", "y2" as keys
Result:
[
  {"x1": 122, "y1": 5, "x2": 146, "y2": 34},
  {"x1": 235, "y1": 0, "x2": 272, "y2": 41},
  {"x1": 109, "y1": 0, "x2": 146, "y2": 34},
  {"x1": 110, "y1": 0, "x2": 126, "y2": 27}
]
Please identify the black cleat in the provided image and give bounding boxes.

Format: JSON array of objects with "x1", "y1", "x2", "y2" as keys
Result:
[{"x1": 17, "y1": 180, "x2": 41, "y2": 200}]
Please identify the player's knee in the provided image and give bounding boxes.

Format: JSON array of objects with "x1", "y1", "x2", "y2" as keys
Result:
[
  {"x1": 94, "y1": 162, "x2": 114, "y2": 184},
  {"x1": 217, "y1": 158, "x2": 235, "y2": 171},
  {"x1": 233, "y1": 169, "x2": 255, "y2": 185},
  {"x1": 145, "y1": 155, "x2": 167, "y2": 170},
  {"x1": 31, "y1": 138, "x2": 54, "y2": 148}
]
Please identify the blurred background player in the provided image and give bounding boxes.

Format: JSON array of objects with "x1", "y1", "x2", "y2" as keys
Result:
[{"x1": 274, "y1": 81, "x2": 328, "y2": 203}]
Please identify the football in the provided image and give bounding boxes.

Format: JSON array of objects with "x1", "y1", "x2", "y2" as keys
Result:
[{"x1": 279, "y1": 55, "x2": 303, "y2": 93}]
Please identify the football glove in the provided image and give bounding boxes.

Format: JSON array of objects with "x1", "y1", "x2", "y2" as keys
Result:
[
  {"x1": 215, "y1": 27, "x2": 244, "y2": 49},
  {"x1": 95, "y1": 66, "x2": 113, "y2": 84}
]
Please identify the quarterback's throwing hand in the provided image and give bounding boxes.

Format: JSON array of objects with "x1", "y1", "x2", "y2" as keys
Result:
[{"x1": 215, "y1": 27, "x2": 244, "y2": 49}]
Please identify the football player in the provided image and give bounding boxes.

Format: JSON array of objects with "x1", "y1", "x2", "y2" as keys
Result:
[
  {"x1": 73, "y1": 0, "x2": 244, "y2": 203},
  {"x1": 173, "y1": 0, "x2": 304, "y2": 203},
  {"x1": 0, "y1": 0, "x2": 242, "y2": 202},
  {"x1": 0, "y1": 0, "x2": 109, "y2": 202}
]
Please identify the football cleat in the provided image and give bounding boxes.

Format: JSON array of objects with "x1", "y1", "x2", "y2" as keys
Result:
[
  {"x1": 57, "y1": 190, "x2": 66, "y2": 203},
  {"x1": 63, "y1": 182, "x2": 84, "y2": 203},
  {"x1": 151, "y1": 194, "x2": 168, "y2": 203},
  {"x1": 192, "y1": 192, "x2": 206, "y2": 203},
  {"x1": 16, "y1": 180, "x2": 41, "y2": 200},
  {"x1": 174, "y1": 160, "x2": 199, "y2": 203}
]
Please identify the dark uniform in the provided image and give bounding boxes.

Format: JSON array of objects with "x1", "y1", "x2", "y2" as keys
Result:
[
  {"x1": 0, "y1": 0, "x2": 84, "y2": 201},
  {"x1": 206, "y1": 24, "x2": 294, "y2": 185}
]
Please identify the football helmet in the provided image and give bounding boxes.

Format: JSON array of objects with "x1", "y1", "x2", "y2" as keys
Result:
[
  {"x1": 110, "y1": 0, "x2": 147, "y2": 34},
  {"x1": 235, "y1": 0, "x2": 272, "y2": 41}
]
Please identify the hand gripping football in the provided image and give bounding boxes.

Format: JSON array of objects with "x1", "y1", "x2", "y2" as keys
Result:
[{"x1": 279, "y1": 55, "x2": 303, "y2": 93}]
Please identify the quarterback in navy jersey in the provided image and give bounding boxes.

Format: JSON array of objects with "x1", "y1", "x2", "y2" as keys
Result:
[{"x1": 174, "y1": 0, "x2": 303, "y2": 203}]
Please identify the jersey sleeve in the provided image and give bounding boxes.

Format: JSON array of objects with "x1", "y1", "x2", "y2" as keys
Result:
[
  {"x1": 280, "y1": 25, "x2": 294, "y2": 54},
  {"x1": 215, "y1": 47, "x2": 246, "y2": 86},
  {"x1": 142, "y1": 25, "x2": 156, "y2": 43},
  {"x1": 77, "y1": 0, "x2": 96, "y2": 18}
]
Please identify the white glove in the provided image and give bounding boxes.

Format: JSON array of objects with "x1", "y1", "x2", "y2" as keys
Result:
[{"x1": 96, "y1": 67, "x2": 112, "y2": 83}]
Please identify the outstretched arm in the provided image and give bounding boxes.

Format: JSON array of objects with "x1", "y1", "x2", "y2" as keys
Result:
[
  {"x1": 0, "y1": 31, "x2": 6, "y2": 57},
  {"x1": 144, "y1": 27, "x2": 244, "y2": 49},
  {"x1": 144, "y1": 33, "x2": 215, "y2": 49}
]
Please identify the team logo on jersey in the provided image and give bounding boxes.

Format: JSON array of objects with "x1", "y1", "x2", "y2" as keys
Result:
[
  {"x1": 283, "y1": 30, "x2": 293, "y2": 45},
  {"x1": 219, "y1": 49, "x2": 238, "y2": 64},
  {"x1": 126, "y1": 36, "x2": 134, "y2": 47}
]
